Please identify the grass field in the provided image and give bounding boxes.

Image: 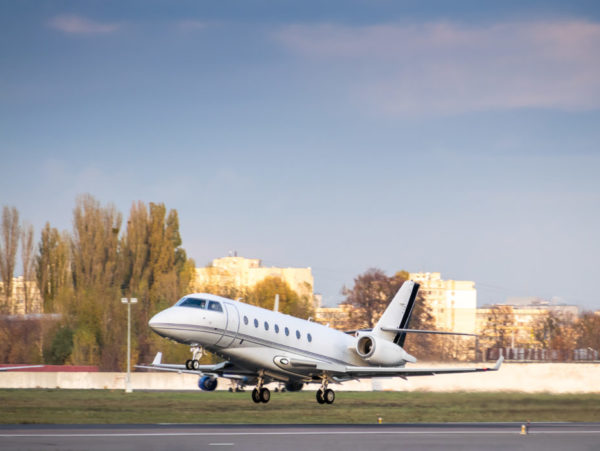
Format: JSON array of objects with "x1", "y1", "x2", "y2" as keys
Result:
[{"x1": 2, "y1": 390, "x2": 600, "y2": 424}]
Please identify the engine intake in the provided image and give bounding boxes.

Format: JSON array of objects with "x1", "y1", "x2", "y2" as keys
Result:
[{"x1": 355, "y1": 334, "x2": 414, "y2": 366}]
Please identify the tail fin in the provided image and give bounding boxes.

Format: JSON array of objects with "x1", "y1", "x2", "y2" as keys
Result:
[{"x1": 373, "y1": 281, "x2": 420, "y2": 346}]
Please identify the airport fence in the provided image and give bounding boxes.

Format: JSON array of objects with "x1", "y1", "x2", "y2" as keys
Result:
[{"x1": 486, "y1": 347, "x2": 599, "y2": 362}]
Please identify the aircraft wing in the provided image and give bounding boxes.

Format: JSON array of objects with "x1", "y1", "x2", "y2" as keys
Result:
[
  {"x1": 0, "y1": 365, "x2": 44, "y2": 371},
  {"x1": 342, "y1": 356, "x2": 504, "y2": 378},
  {"x1": 134, "y1": 352, "x2": 254, "y2": 377}
]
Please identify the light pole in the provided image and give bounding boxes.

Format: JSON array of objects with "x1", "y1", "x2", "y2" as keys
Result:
[{"x1": 121, "y1": 297, "x2": 138, "y2": 393}]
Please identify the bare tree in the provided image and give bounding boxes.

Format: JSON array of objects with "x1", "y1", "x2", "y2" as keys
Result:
[
  {"x1": 480, "y1": 305, "x2": 516, "y2": 349},
  {"x1": 21, "y1": 222, "x2": 34, "y2": 313},
  {"x1": 0, "y1": 206, "x2": 20, "y2": 313}
]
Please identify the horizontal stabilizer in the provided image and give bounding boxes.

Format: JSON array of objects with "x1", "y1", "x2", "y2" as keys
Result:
[{"x1": 380, "y1": 327, "x2": 478, "y2": 337}]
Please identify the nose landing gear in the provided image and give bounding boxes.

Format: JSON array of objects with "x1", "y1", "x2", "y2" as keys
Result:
[{"x1": 185, "y1": 346, "x2": 203, "y2": 370}]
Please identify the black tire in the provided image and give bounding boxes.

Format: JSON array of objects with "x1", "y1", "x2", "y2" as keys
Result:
[
  {"x1": 192, "y1": 360, "x2": 200, "y2": 370},
  {"x1": 259, "y1": 387, "x2": 270, "y2": 403},
  {"x1": 251, "y1": 388, "x2": 261, "y2": 403},
  {"x1": 316, "y1": 389, "x2": 326, "y2": 404},
  {"x1": 228, "y1": 387, "x2": 233, "y2": 392},
  {"x1": 185, "y1": 359, "x2": 192, "y2": 370},
  {"x1": 324, "y1": 389, "x2": 335, "y2": 404}
]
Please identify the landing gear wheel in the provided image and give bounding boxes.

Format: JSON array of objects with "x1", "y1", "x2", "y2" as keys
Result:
[
  {"x1": 259, "y1": 387, "x2": 271, "y2": 403},
  {"x1": 316, "y1": 389, "x2": 326, "y2": 404},
  {"x1": 185, "y1": 359, "x2": 193, "y2": 370},
  {"x1": 251, "y1": 388, "x2": 261, "y2": 403},
  {"x1": 324, "y1": 388, "x2": 335, "y2": 404},
  {"x1": 192, "y1": 360, "x2": 200, "y2": 370}
]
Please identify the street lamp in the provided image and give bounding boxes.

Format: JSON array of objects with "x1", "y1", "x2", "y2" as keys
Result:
[{"x1": 121, "y1": 297, "x2": 138, "y2": 393}]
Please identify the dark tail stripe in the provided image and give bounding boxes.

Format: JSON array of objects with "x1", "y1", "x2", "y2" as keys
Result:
[{"x1": 393, "y1": 282, "x2": 420, "y2": 346}]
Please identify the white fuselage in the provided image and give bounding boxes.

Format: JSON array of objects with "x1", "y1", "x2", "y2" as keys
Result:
[{"x1": 149, "y1": 293, "x2": 372, "y2": 382}]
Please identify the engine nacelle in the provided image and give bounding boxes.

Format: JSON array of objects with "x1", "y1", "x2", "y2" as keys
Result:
[
  {"x1": 198, "y1": 375, "x2": 218, "y2": 391},
  {"x1": 284, "y1": 381, "x2": 304, "y2": 392},
  {"x1": 356, "y1": 334, "x2": 415, "y2": 366}
]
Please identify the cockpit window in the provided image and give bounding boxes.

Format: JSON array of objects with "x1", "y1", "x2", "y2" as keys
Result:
[
  {"x1": 177, "y1": 297, "x2": 207, "y2": 309},
  {"x1": 207, "y1": 301, "x2": 223, "y2": 312}
]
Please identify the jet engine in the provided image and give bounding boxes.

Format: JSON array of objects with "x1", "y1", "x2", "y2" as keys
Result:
[
  {"x1": 355, "y1": 334, "x2": 414, "y2": 366},
  {"x1": 198, "y1": 375, "x2": 218, "y2": 391},
  {"x1": 284, "y1": 381, "x2": 304, "y2": 392}
]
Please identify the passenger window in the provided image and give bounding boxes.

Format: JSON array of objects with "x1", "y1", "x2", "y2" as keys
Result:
[
  {"x1": 307, "y1": 333, "x2": 312, "y2": 342},
  {"x1": 284, "y1": 327, "x2": 289, "y2": 336},
  {"x1": 243, "y1": 316, "x2": 248, "y2": 325},
  {"x1": 178, "y1": 297, "x2": 207, "y2": 309},
  {"x1": 264, "y1": 321, "x2": 269, "y2": 331},
  {"x1": 296, "y1": 330, "x2": 301, "y2": 339},
  {"x1": 254, "y1": 319, "x2": 259, "y2": 328},
  {"x1": 207, "y1": 301, "x2": 223, "y2": 312},
  {"x1": 274, "y1": 324, "x2": 280, "y2": 333}
]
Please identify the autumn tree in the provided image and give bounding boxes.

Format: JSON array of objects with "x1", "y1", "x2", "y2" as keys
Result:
[
  {"x1": 0, "y1": 206, "x2": 20, "y2": 313},
  {"x1": 479, "y1": 305, "x2": 516, "y2": 349},
  {"x1": 246, "y1": 276, "x2": 314, "y2": 319},
  {"x1": 531, "y1": 310, "x2": 577, "y2": 353},
  {"x1": 35, "y1": 223, "x2": 72, "y2": 314},
  {"x1": 20, "y1": 222, "x2": 35, "y2": 313},
  {"x1": 342, "y1": 268, "x2": 407, "y2": 329},
  {"x1": 576, "y1": 312, "x2": 600, "y2": 352},
  {"x1": 68, "y1": 195, "x2": 123, "y2": 367},
  {"x1": 121, "y1": 201, "x2": 196, "y2": 367}
]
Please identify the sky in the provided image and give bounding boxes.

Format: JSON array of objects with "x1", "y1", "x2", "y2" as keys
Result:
[{"x1": 1, "y1": 1, "x2": 600, "y2": 309}]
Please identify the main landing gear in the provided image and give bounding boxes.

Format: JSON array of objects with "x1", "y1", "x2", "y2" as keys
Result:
[
  {"x1": 251, "y1": 378, "x2": 270, "y2": 404},
  {"x1": 185, "y1": 346, "x2": 203, "y2": 370},
  {"x1": 316, "y1": 379, "x2": 335, "y2": 404}
]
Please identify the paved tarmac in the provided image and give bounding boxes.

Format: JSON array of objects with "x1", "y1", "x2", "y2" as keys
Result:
[{"x1": 1, "y1": 423, "x2": 599, "y2": 451}]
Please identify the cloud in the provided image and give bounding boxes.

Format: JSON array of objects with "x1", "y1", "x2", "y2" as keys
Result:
[
  {"x1": 275, "y1": 20, "x2": 600, "y2": 115},
  {"x1": 48, "y1": 14, "x2": 120, "y2": 34},
  {"x1": 176, "y1": 20, "x2": 208, "y2": 32}
]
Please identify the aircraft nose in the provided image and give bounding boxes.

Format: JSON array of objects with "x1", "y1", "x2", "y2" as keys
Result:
[{"x1": 148, "y1": 311, "x2": 165, "y2": 331}]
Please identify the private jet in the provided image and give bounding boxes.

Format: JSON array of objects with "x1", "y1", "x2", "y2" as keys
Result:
[{"x1": 139, "y1": 281, "x2": 503, "y2": 404}]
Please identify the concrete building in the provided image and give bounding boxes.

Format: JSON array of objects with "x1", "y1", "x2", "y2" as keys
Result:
[
  {"x1": 476, "y1": 298, "x2": 579, "y2": 347},
  {"x1": 314, "y1": 303, "x2": 355, "y2": 330},
  {"x1": 409, "y1": 272, "x2": 477, "y2": 334},
  {"x1": 195, "y1": 256, "x2": 318, "y2": 309},
  {"x1": 0, "y1": 276, "x2": 43, "y2": 315}
]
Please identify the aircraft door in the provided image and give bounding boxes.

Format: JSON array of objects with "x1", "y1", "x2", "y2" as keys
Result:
[{"x1": 217, "y1": 303, "x2": 240, "y2": 347}]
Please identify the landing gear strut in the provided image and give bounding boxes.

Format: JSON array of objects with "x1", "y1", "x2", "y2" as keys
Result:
[
  {"x1": 316, "y1": 378, "x2": 335, "y2": 404},
  {"x1": 185, "y1": 346, "x2": 203, "y2": 370},
  {"x1": 251, "y1": 377, "x2": 270, "y2": 403}
]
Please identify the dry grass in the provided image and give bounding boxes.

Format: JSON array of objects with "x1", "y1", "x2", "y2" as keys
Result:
[{"x1": 1, "y1": 389, "x2": 599, "y2": 424}]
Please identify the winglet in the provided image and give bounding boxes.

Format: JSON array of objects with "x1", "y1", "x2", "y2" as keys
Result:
[
  {"x1": 152, "y1": 352, "x2": 163, "y2": 365},
  {"x1": 493, "y1": 355, "x2": 504, "y2": 370}
]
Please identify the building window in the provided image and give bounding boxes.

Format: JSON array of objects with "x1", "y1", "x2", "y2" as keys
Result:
[{"x1": 254, "y1": 318, "x2": 259, "y2": 328}]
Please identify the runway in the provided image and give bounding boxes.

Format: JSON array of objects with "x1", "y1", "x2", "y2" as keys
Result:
[{"x1": 1, "y1": 423, "x2": 599, "y2": 450}]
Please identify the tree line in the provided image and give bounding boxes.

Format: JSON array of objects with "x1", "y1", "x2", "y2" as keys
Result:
[
  {"x1": 2, "y1": 196, "x2": 598, "y2": 367},
  {"x1": 0, "y1": 196, "x2": 316, "y2": 369},
  {"x1": 0, "y1": 196, "x2": 196, "y2": 369},
  {"x1": 479, "y1": 304, "x2": 600, "y2": 358}
]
